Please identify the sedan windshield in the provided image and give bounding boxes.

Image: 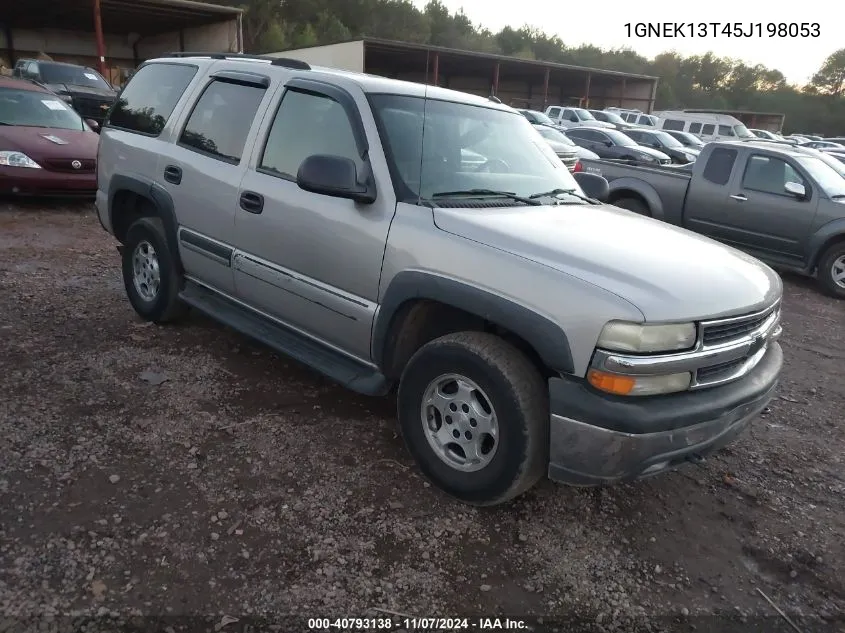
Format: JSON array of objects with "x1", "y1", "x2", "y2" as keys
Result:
[
  {"x1": 528, "y1": 111, "x2": 556, "y2": 126},
  {"x1": 371, "y1": 94, "x2": 584, "y2": 203},
  {"x1": 573, "y1": 108, "x2": 596, "y2": 121},
  {"x1": 0, "y1": 88, "x2": 84, "y2": 130},
  {"x1": 537, "y1": 126, "x2": 576, "y2": 146},
  {"x1": 40, "y1": 64, "x2": 112, "y2": 90},
  {"x1": 600, "y1": 111, "x2": 627, "y2": 125},
  {"x1": 648, "y1": 131, "x2": 684, "y2": 148},
  {"x1": 602, "y1": 129, "x2": 638, "y2": 147}
]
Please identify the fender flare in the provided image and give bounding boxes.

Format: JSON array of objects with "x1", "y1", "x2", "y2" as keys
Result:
[
  {"x1": 807, "y1": 219, "x2": 845, "y2": 268},
  {"x1": 108, "y1": 175, "x2": 182, "y2": 272},
  {"x1": 372, "y1": 270, "x2": 574, "y2": 374},
  {"x1": 607, "y1": 178, "x2": 665, "y2": 220}
]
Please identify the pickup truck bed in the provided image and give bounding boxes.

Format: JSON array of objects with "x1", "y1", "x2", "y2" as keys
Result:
[{"x1": 579, "y1": 142, "x2": 845, "y2": 298}]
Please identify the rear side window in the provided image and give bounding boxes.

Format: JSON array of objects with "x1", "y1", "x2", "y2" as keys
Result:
[
  {"x1": 702, "y1": 148, "x2": 738, "y2": 185},
  {"x1": 718, "y1": 125, "x2": 734, "y2": 136},
  {"x1": 662, "y1": 119, "x2": 684, "y2": 131},
  {"x1": 701, "y1": 124, "x2": 715, "y2": 136},
  {"x1": 179, "y1": 80, "x2": 266, "y2": 163},
  {"x1": 689, "y1": 122, "x2": 702, "y2": 134},
  {"x1": 107, "y1": 63, "x2": 197, "y2": 136}
]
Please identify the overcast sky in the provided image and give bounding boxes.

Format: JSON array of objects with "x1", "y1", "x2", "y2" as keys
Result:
[{"x1": 410, "y1": 0, "x2": 835, "y2": 85}]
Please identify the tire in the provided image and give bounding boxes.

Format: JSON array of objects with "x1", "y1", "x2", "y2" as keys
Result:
[
  {"x1": 613, "y1": 196, "x2": 651, "y2": 216},
  {"x1": 817, "y1": 241, "x2": 845, "y2": 299},
  {"x1": 121, "y1": 216, "x2": 187, "y2": 322},
  {"x1": 396, "y1": 332, "x2": 549, "y2": 506}
]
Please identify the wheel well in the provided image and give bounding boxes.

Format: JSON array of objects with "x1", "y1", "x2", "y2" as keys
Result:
[
  {"x1": 811, "y1": 234, "x2": 845, "y2": 271},
  {"x1": 608, "y1": 189, "x2": 647, "y2": 206},
  {"x1": 380, "y1": 299, "x2": 554, "y2": 382},
  {"x1": 111, "y1": 190, "x2": 159, "y2": 244}
]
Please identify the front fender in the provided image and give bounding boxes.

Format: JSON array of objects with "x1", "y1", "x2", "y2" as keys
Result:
[
  {"x1": 372, "y1": 270, "x2": 575, "y2": 374},
  {"x1": 807, "y1": 218, "x2": 845, "y2": 268}
]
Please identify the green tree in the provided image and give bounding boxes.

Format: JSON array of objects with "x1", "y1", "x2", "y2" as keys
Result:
[{"x1": 809, "y1": 49, "x2": 845, "y2": 97}]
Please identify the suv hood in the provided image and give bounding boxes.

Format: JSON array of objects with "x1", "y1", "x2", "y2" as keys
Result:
[{"x1": 433, "y1": 203, "x2": 781, "y2": 321}]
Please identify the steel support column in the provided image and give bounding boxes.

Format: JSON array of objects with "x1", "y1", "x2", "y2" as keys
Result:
[{"x1": 93, "y1": 0, "x2": 107, "y2": 75}]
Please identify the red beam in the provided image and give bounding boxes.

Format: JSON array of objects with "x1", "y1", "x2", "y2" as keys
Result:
[
  {"x1": 492, "y1": 62, "x2": 500, "y2": 95},
  {"x1": 93, "y1": 0, "x2": 107, "y2": 75}
]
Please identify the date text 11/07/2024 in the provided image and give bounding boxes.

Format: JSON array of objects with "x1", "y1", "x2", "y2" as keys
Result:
[
  {"x1": 624, "y1": 22, "x2": 821, "y2": 38},
  {"x1": 307, "y1": 617, "x2": 528, "y2": 630}
]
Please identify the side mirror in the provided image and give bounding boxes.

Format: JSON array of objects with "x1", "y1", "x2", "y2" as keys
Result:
[
  {"x1": 784, "y1": 181, "x2": 806, "y2": 199},
  {"x1": 85, "y1": 118, "x2": 100, "y2": 132},
  {"x1": 605, "y1": 141, "x2": 613, "y2": 147},
  {"x1": 296, "y1": 154, "x2": 376, "y2": 204},
  {"x1": 573, "y1": 172, "x2": 609, "y2": 202}
]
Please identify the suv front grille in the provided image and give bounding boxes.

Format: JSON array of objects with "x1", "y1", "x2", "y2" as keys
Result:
[{"x1": 701, "y1": 304, "x2": 779, "y2": 346}]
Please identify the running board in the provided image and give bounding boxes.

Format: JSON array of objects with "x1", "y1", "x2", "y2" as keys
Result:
[{"x1": 179, "y1": 281, "x2": 390, "y2": 396}]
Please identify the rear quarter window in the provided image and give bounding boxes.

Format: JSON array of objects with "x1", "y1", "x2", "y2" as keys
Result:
[
  {"x1": 106, "y1": 63, "x2": 198, "y2": 136},
  {"x1": 689, "y1": 123, "x2": 702, "y2": 134},
  {"x1": 702, "y1": 148, "x2": 738, "y2": 185}
]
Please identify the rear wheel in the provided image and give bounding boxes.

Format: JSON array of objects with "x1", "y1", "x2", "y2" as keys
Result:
[
  {"x1": 122, "y1": 217, "x2": 188, "y2": 322},
  {"x1": 613, "y1": 197, "x2": 651, "y2": 216},
  {"x1": 396, "y1": 332, "x2": 548, "y2": 506},
  {"x1": 817, "y1": 241, "x2": 845, "y2": 299}
]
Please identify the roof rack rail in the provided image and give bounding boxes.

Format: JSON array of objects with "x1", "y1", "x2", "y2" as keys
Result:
[{"x1": 161, "y1": 52, "x2": 310, "y2": 70}]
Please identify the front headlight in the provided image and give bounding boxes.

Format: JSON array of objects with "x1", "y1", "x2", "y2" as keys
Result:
[
  {"x1": 597, "y1": 320, "x2": 696, "y2": 353},
  {"x1": 0, "y1": 151, "x2": 41, "y2": 169}
]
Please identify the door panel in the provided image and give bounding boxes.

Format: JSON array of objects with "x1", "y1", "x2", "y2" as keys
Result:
[{"x1": 233, "y1": 84, "x2": 396, "y2": 361}]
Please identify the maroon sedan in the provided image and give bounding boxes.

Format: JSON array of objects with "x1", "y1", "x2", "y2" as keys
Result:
[{"x1": 0, "y1": 76, "x2": 99, "y2": 196}]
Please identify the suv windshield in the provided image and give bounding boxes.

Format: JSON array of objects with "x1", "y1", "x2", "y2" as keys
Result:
[
  {"x1": 733, "y1": 124, "x2": 756, "y2": 139},
  {"x1": 0, "y1": 88, "x2": 84, "y2": 130},
  {"x1": 371, "y1": 94, "x2": 583, "y2": 203},
  {"x1": 40, "y1": 64, "x2": 112, "y2": 90}
]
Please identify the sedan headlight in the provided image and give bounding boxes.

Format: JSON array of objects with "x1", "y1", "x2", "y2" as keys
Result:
[
  {"x1": 597, "y1": 320, "x2": 697, "y2": 353},
  {"x1": 0, "y1": 151, "x2": 41, "y2": 169}
]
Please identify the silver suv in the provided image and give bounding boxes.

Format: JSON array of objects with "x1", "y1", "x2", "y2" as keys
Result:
[{"x1": 96, "y1": 53, "x2": 784, "y2": 505}]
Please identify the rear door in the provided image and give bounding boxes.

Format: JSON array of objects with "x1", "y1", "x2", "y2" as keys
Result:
[{"x1": 157, "y1": 70, "x2": 271, "y2": 295}]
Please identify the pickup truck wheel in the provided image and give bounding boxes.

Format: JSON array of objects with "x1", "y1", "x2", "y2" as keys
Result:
[
  {"x1": 122, "y1": 217, "x2": 187, "y2": 323},
  {"x1": 397, "y1": 332, "x2": 548, "y2": 506},
  {"x1": 613, "y1": 197, "x2": 650, "y2": 216},
  {"x1": 818, "y1": 242, "x2": 845, "y2": 298}
]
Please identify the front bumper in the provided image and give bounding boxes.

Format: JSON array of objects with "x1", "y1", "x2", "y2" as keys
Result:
[
  {"x1": 0, "y1": 166, "x2": 96, "y2": 197},
  {"x1": 547, "y1": 342, "x2": 782, "y2": 485}
]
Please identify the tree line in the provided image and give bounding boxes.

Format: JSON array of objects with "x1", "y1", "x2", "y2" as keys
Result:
[{"x1": 214, "y1": 0, "x2": 845, "y2": 135}]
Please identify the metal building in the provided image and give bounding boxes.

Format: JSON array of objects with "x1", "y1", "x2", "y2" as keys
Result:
[
  {"x1": 1, "y1": 0, "x2": 242, "y2": 85},
  {"x1": 269, "y1": 38, "x2": 660, "y2": 113}
]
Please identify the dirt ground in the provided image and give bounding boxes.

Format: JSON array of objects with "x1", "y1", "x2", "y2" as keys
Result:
[{"x1": 1, "y1": 204, "x2": 844, "y2": 633}]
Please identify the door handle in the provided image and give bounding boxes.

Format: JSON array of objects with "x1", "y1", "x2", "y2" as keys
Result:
[
  {"x1": 730, "y1": 194, "x2": 748, "y2": 202},
  {"x1": 239, "y1": 191, "x2": 264, "y2": 214},
  {"x1": 163, "y1": 165, "x2": 182, "y2": 185}
]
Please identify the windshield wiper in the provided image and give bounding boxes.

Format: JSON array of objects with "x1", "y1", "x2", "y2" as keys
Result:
[
  {"x1": 528, "y1": 187, "x2": 597, "y2": 204},
  {"x1": 430, "y1": 189, "x2": 541, "y2": 205}
]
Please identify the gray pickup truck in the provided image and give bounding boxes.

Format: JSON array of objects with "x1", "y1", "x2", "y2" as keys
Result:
[
  {"x1": 95, "y1": 54, "x2": 783, "y2": 505},
  {"x1": 581, "y1": 141, "x2": 845, "y2": 298}
]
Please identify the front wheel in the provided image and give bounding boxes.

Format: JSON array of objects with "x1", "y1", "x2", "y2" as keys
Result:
[
  {"x1": 397, "y1": 332, "x2": 549, "y2": 506},
  {"x1": 817, "y1": 241, "x2": 845, "y2": 299}
]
